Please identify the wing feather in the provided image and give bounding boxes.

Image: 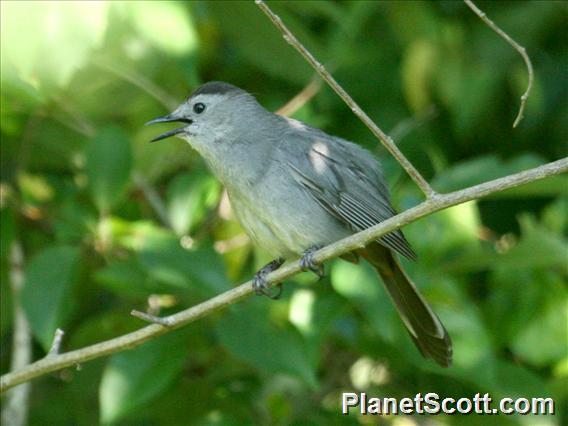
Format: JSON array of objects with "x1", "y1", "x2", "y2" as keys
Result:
[{"x1": 287, "y1": 149, "x2": 416, "y2": 260}]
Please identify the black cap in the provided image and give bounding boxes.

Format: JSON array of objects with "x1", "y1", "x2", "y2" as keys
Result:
[{"x1": 190, "y1": 81, "x2": 243, "y2": 98}]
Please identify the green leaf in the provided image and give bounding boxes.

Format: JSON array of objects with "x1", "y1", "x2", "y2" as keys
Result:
[
  {"x1": 0, "y1": 1, "x2": 109, "y2": 91},
  {"x1": 493, "y1": 360, "x2": 551, "y2": 398},
  {"x1": 0, "y1": 205, "x2": 16, "y2": 260},
  {"x1": 26, "y1": 120, "x2": 88, "y2": 172},
  {"x1": 17, "y1": 172, "x2": 54, "y2": 203},
  {"x1": 404, "y1": 200, "x2": 482, "y2": 260},
  {"x1": 137, "y1": 238, "x2": 230, "y2": 297},
  {"x1": 1, "y1": 267, "x2": 13, "y2": 338},
  {"x1": 495, "y1": 175, "x2": 568, "y2": 198},
  {"x1": 166, "y1": 172, "x2": 220, "y2": 236},
  {"x1": 21, "y1": 245, "x2": 80, "y2": 350},
  {"x1": 86, "y1": 126, "x2": 132, "y2": 212},
  {"x1": 496, "y1": 215, "x2": 567, "y2": 270},
  {"x1": 99, "y1": 330, "x2": 189, "y2": 424},
  {"x1": 331, "y1": 260, "x2": 393, "y2": 342},
  {"x1": 95, "y1": 258, "x2": 166, "y2": 298},
  {"x1": 216, "y1": 303, "x2": 317, "y2": 388},
  {"x1": 432, "y1": 154, "x2": 545, "y2": 194},
  {"x1": 207, "y1": 2, "x2": 320, "y2": 84},
  {"x1": 402, "y1": 39, "x2": 438, "y2": 112},
  {"x1": 118, "y1": 2, "x2": 197, "y2": 56},
  {"x1": 69, "y1": 311, "x2": 141, "y2": 350},
  {"x1": 486, "y1": 268, "x2": 550, "y2": 349},
  {"x1": 445, "y1": 214, "x2": 568, "y2": 273},
  {"x1": 512, "y1": 298, "x2": 568, "y2": 366}
]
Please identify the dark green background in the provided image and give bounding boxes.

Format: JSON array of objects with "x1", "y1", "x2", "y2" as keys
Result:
[{"x1": 1, "y1": 1, "x2": 566, "y2": 424}]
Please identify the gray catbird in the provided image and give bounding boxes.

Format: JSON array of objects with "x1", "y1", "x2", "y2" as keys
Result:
[{"x1": 147, "y1": 81, "x2": 452, "y2": 367}]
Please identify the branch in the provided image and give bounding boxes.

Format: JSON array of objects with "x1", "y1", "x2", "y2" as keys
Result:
[
  {"x1": 1, "y1": 243, "x2": 31, "y2": 426},
  {"x1": 1, "y1": 158, "x2": 566, "y2": 393},
  {"x1": 91, "y1": 58, "x2": 179, "y2": 110},
  {"x1": 389, "y1": 105, "x2": 439, "y2": 144},
  {"x1": 47, "y1": 329, "x2": 65, "y2": 357},
  {"x1": 132, "y1": 173, "x2": 172, "y2": 229},
  {"x1": 275, "y1": 77, "x2": 323, "y2": 117},
  {"x1": 0, "y1": 0, "x2": 557, "y2": 396},
  {"x1": 255, "y1": 0, "x2": 436, "y2": 198},
  {"x1": 464, "y1": 0, "x2": 534, "y2": 128}
]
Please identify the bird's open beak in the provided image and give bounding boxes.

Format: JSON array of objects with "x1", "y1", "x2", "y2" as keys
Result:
[{"x1": 145, "y1": 114, "x2": 193, "y2": 143}]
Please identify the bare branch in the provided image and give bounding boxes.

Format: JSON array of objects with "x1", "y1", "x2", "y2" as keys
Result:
[
  {"x1": 255, "y1": 0, "x2": 436, "y2": 198},
  {"x1": 47, "y1": 329, "x2": 65, "y2": 358},
  {"x1": 92, "y1": 58, "x2": 179, "y2": 110},
  {"x1": 464, "y1": 0, "x2": 534, "y2": 128},
  {"x1": 1, "y1": 243, "x2": 31, "y2": 426},
  {"x1": 389, "y1": 105, "x2": 439, "y2": 144},
  {"x1": 133, "y1": 173, "x2": 172, "y2": 229},
  {"x1": 0, "y1": 0, "x2": 557, "y2": 397},
  {"x1": 276, "y1": 77, "x2": 323, "y2": 117},
  {"x1": 1, "y1": 157, "x2": 566, "y2": 393},
  {"x1": 131, "y1": 310, "x2": 174, "y2": 327}
]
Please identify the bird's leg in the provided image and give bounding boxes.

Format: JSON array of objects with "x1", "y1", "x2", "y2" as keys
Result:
[
  {"x1": 253, "y1": 257, "x2": 285, "y2": 299},
  {"x1": 300, "y1": 245, "x2": 324, "y2": 279}
]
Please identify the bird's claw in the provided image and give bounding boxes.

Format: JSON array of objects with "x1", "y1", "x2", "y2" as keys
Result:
[
  {"x1": 300, "y1": 245, "x2": 324, "y2": 280},
  {"x1": 252, "y1": 258, "x2": 284, "y2": 300}
]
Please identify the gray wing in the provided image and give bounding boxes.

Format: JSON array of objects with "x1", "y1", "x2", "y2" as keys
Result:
[{"x1": 279, "y1": 126, "x2": 416, "y2": 260}]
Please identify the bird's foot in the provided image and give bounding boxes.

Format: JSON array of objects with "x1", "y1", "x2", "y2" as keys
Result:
[
  {"x1": 300, "y1": 245, "x2": 324, "y2": 280},
  {"x1": 253, "y1": 258, "x2": 285, "y2": 300}
]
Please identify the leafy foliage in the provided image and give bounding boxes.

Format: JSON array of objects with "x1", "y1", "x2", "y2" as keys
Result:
[{"x1": 1, "y1": 1, "x2": 566, "y2": 425}]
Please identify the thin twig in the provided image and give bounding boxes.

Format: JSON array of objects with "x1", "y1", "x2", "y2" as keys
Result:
[
  {"x1": 389, "y1": 105, "x2": 439, "y2": 144},
  {"x1": 52, "y1": 95, "x2": 96, "y2": 138},
  {"x1": 464, "y1": 0, "x2": 534, "y2": 128},
  {"x1": 1, "y1": 157, "x2": 566, "y2": 393},
  {"x1": 255, "y1": 0, "x2": 436, "y2": 198},
  {"x1": 133, "y1": 173, "x2": 172, "y2": 229},
  {"x1": 131, "y1": 310, "x2": 174, "y2": 327},
  {"x1": 47, "y1": 329, "x2": 65, "y2": 357},
  {"x1": 92, "y1": 58, "x2": 179, "y2": 110},
  {"x1": 1, "y1": 243, "x2": 31, "y2": 426},
  {"x1": 276, "y1": 77, "x2": 323, "y2": 117}
]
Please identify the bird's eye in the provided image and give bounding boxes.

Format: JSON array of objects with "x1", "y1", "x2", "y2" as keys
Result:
[{"x1": 193, "y1": 102, "x2": 206, "y2": 114}]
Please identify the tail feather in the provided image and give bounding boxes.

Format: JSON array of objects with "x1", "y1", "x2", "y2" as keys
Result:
[{"x1": 360, "y1": 243, "x2": 452, "y2": 367}]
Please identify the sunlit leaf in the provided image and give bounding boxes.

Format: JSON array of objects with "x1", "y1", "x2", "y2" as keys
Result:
[
  {"x1": 432, "y1": 154, "x2": 545, "y2": 193},
  {"x1": 166, "y1": 172, "x2": 220, "y2": 236},
  {"x1": 445, "y1": 214, "x2": 567, "y2": 273},
  {"x1": 116, "y1": 2, "x2": 197, "y2": 56},
  {"x1": 110, "y1": 219, "x2": 172, "y2": 252},
  {"x1": 402, "y1": 39, "x2": 437, "y2": 112},
  {"x1": 331, "y1": 261, "x2": 394, "y2": 343},
  {"x1": 0, "y1": 1, "x2": 108, "y2": 91},
  {"x1": 512, "y1": 299, "x2": 568, "y2": 366},
  {"x1": 17, "y1": 172, "x2": 54, "y2": 203}
]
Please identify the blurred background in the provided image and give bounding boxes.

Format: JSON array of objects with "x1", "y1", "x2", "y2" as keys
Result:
[{"x1": 1, "y1": 1, "x2": 566, "y2": 424}]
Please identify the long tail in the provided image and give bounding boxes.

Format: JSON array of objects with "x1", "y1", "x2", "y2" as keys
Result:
[{"x1": 360, "y1": 243, "x2": 452, "y2": 367}]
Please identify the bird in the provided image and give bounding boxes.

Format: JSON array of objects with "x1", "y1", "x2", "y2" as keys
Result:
[{"x1": 146, "y1": 81, "x2": 452, "y2": 367}]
